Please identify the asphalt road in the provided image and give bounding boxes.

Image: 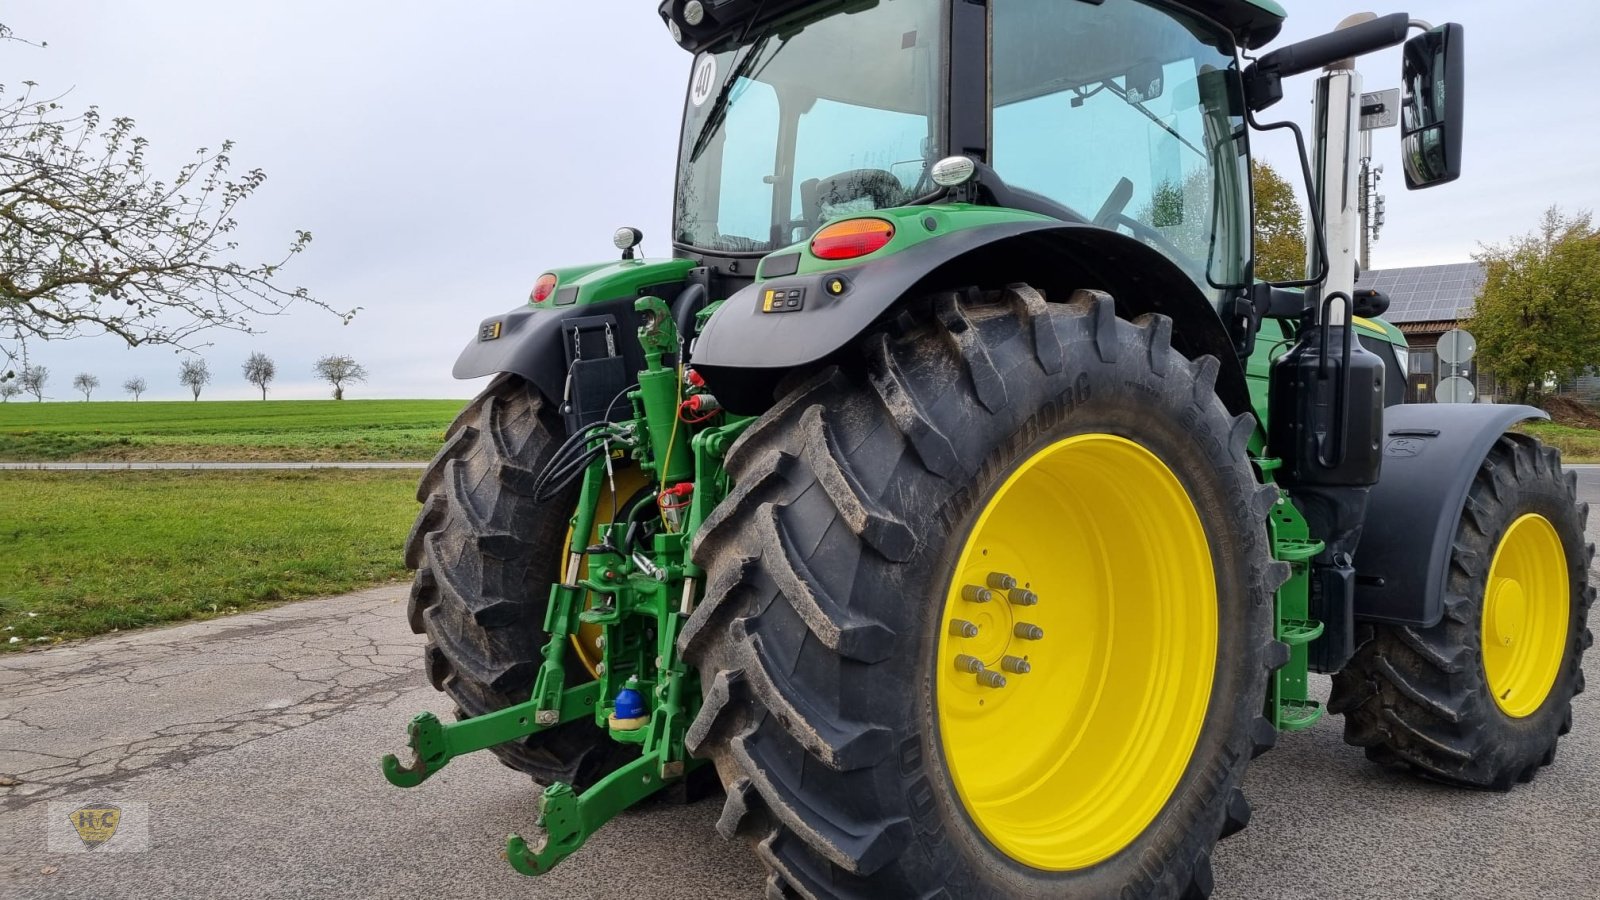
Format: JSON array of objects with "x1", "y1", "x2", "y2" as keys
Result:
[{"x1": 3, "y1": 470, "x2": 1598, "y2": 900}]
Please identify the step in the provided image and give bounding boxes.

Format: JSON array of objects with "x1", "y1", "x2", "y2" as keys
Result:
[
  {"x1": 1277, "y1": 699, "x2": 1324, "y2": 732},
  {"x1": 1277, "y1": 618, "x2": 1325, "y2": 646},
  {"x1": 1272, "y1": 537, "x2": 1322, "y2": 562}
]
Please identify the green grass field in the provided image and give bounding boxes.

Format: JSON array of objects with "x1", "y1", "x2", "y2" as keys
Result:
[
  {"x1": 0, "y1": 470, "x2": 420, "y2": 647},
  {"x1": 1521, "y1": 421, "x2": 1600, "y2": 463},
  {"x1": 0, "y1": 398, "x2": 467, "y2": 461}
]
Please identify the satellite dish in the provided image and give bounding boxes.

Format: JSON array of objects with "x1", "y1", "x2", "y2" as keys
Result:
[
  {"x1": 1438, "y1": 329, "x2": 1476, "y2": 366},
  {"x1": 1437, "y1": 375, "x2": 1477, "y2": 404}
]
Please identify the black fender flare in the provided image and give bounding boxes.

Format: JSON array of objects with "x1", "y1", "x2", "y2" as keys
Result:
[
  {"x1": 692, "y1": 220, "x2": 1251, "y2": 417},
  {"x1": 1352, "y1": 403, "x2": 1549, "y2": 627},
  {"x1": 450, "y1": 294, "x2": 647, "y2": 402}
]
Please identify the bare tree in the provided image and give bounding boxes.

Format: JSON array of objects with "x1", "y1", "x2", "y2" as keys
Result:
[
  {"x1": 178, "y1": 357, "x2": 210, "y2": 401},
  {"x1": 0, "y1": 23, "x2": 356, "y2": 372},
  {"x1": 313, "y1": 354, "x2": 367, "y2": 400},
  {"x1": 0, "y1": 379, "x2": 21, "y2": 402},
  {"x1": 71, "y1": 371, "x2": 99, "y2": 400},
  {"x1": 19, "y1": 363, "x2": 47, "y2": 401},
  {"x1": 241, "y1": 351, "x2": 276, "y2": 400},
  {"x1": 122, "y1": 375, "x2": 147, "y2": 401}
]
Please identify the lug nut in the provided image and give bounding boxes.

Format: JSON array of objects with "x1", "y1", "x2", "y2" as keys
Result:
[
  {"x1": 1007, "y1": 588, "x2": 1039, "y2": 606},
  {"x1": 976, "y1": 670, "x2": 1007, "y2": 688},
  {"x1": 1014, "y1": 623, "x2": 1044, "y2": 640},
  {"x1": 953, "y1": 654, "x2": 984, "y2": 674},
  {"x1": 949, "y1": 619, "x2": 979, "y2": 638},
  {"x1": 961, "y1": 585, "x2": 994, "y2": 603},
  {"x1": 1001, "y1": 655, "x2": 1031, "y2": 674},
  {"x1": 986, "y1": 572, "x2": 1018, "y2": 591}
]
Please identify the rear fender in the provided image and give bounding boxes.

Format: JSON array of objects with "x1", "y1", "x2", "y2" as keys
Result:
[
  {"x1": 453, "y1": 295, "x2": 646, "y2": 402},
  {"x1": 692, "y1": 219, "x2": 1250, "y2": 416},
  {"x1": 451, "y1": 258, "x2": 695, "y2": 400},
  {"x1": 1352, "y1": 403, "x2": 1549, "y2": 627}
]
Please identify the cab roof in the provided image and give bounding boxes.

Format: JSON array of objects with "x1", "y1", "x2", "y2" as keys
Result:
[
  {"x1": 661, "y1": 0, "x2": 1286, "y2": 54},
  {"x1": 1174, "y1": 0, "x2": 1285, "y2": 49}
]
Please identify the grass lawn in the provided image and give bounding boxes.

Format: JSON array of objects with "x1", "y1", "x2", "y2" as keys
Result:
[
  {"x1": 1521, "y1": 421, "x2": 1600, "y2": 463},
  {"x1": 0, "y1": 398, "x2": 467, "y2": 461},
  {"x1": 0, "y1": 470, "x2": 420, "y2": 647}
]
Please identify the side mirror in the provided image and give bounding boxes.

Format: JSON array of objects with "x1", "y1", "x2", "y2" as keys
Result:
[{"x1": 1400, "y1": 23, "x2": 1464, "y2": 189}]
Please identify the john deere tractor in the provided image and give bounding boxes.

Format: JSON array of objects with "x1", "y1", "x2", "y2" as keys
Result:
[{"x1": 382, "y1": 2, "x2": 1593, "y2": 896}]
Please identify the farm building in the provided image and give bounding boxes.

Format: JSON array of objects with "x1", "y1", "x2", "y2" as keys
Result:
[
  {"x1": 1362, "y1": 261, "x2": 1600, "y2": 404},
  {"x1": 1359, "y1": 262, "x2": 1484, "y2": 403}
]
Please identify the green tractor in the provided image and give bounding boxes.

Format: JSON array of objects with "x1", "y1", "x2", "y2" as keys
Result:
[{"x1": 382, "y1": 1, "x2": 1593, "y2": 896}]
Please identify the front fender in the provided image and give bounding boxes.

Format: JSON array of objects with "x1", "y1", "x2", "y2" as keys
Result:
[
  {"x1": 1352, "y1": 403, "x2": 1549, "y2": 627},
  {"x1": 693, "y1": 215, "x2": 1250, "y2": 416}
]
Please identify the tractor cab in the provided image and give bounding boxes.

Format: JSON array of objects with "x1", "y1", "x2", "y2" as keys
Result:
[{"x1": 672, "y1": 0, "x2": 1256, "y2": 303}]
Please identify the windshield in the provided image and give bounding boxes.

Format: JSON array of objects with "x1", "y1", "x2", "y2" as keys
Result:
[
  {"x1": 992, "y1": 0, "x2": 1251, "y2": 296},
  {"x1": 674, "y1": 0, "x2": 944, "y2": 255}
]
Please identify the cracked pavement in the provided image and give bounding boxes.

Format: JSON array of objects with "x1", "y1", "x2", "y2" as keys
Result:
[
  {"x1": 0, "y1": 587, "x2": 420, "y2": 811},
  {"x1": 0, "y1": 584, "x2": 758, "y2": 899},
  {"x1": 2, "y1": 473, "x2": 1599, "y2": 899}
]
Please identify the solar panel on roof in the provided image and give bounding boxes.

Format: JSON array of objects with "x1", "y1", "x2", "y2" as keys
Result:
[{"x1": 1360, "y1": 263, "x2": 1486, "y2": 324}]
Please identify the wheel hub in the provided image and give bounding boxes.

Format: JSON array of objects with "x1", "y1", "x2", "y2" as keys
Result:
[
  {"x1": 1490, "y1": 580, "x2": 1526, "y2": 648},
  {"x1": 945, "y1": 572, "x2": 1036, "y2": 683}
]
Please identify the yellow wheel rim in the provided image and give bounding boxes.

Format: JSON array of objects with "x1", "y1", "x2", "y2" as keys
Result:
[
  {"x1": 936, "y1": 434, "x2": 1217, "y2": 871},
  {"x1": 1481, "y1": 513, "x2": 1568, "y2": 718},
  {"x1": 566, "y1": 465, "x2": 652, "y2": 678}
]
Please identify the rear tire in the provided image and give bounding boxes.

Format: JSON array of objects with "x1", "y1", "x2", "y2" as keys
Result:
[
  {"x1": 684, "y1": 287, "x2": 1286, "y2": 898},
  {"x1": 404, "y1": 374, "x2": 635, "y2": 788},
  {"x1": 1330, "y1": 434, "x2": 1593, "y2": 788}
]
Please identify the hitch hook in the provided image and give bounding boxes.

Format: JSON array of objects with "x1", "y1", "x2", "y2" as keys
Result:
[
  {"x1": 381, "y1": 711, "x2": 448, "y2": 788},
  {"x1": 504, "y1": 752, "x2": 669, "y2": 876}
]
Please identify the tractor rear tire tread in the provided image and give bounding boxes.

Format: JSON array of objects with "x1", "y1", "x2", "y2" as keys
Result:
[
  {"x1": 1330, "y1": 434, "x2": 1592, "y2": 789},
  {"x1": 686, "y1": 289, "x2": 1281, "y2": 899}
]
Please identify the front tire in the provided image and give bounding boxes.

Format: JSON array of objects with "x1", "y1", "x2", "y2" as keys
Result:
[
  {"x1": 1330, "y1": 434, "x2": 1593, "y2": 788},
  {"x1": 683, "y1": 287, "x2": 1287, "y2": 898}
]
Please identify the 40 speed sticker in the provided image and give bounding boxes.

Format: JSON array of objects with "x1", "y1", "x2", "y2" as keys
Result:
[{"x1": 690, "y1": 54, "x2": 717, "y2": 107}]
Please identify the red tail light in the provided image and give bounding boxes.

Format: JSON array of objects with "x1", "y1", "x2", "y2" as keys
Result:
[
  {"x1": 811, "y1": 218, "x2": 895, "y2": 261},
  {"x1": 531, "y1": 273, "x2": 558, "y2": 304}
]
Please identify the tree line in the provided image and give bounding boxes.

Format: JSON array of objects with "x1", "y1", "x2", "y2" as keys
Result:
[{"x1": 0, "y1": 353, "x2": 369, "y2": 402}]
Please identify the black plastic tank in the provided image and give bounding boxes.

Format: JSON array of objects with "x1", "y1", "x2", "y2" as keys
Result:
[{"x1": 1268, "y1": 318, "x2": 1385, "y2": 489}]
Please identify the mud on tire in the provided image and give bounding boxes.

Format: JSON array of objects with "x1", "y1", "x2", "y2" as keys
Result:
[
  {"x1": 682, "y1": 287, "x2": 1288, "y2": 899},
  {"x1": 404, "y1": 373, "x2": 635, "y2": 787}
]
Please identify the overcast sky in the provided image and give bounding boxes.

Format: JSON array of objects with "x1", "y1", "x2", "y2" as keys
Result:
[{"x1": 4, "y1": 1, "x2": 1598, "y2": 401}]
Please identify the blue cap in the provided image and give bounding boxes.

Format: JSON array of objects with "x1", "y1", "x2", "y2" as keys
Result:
[{"x1": 614, "y1": 687, "x2": 647, "y2": 720}]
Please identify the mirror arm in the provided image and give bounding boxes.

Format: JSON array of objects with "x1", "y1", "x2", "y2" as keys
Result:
[{"x1": 1243, "y1": 11, "x2": 1411, "y2": 110}]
